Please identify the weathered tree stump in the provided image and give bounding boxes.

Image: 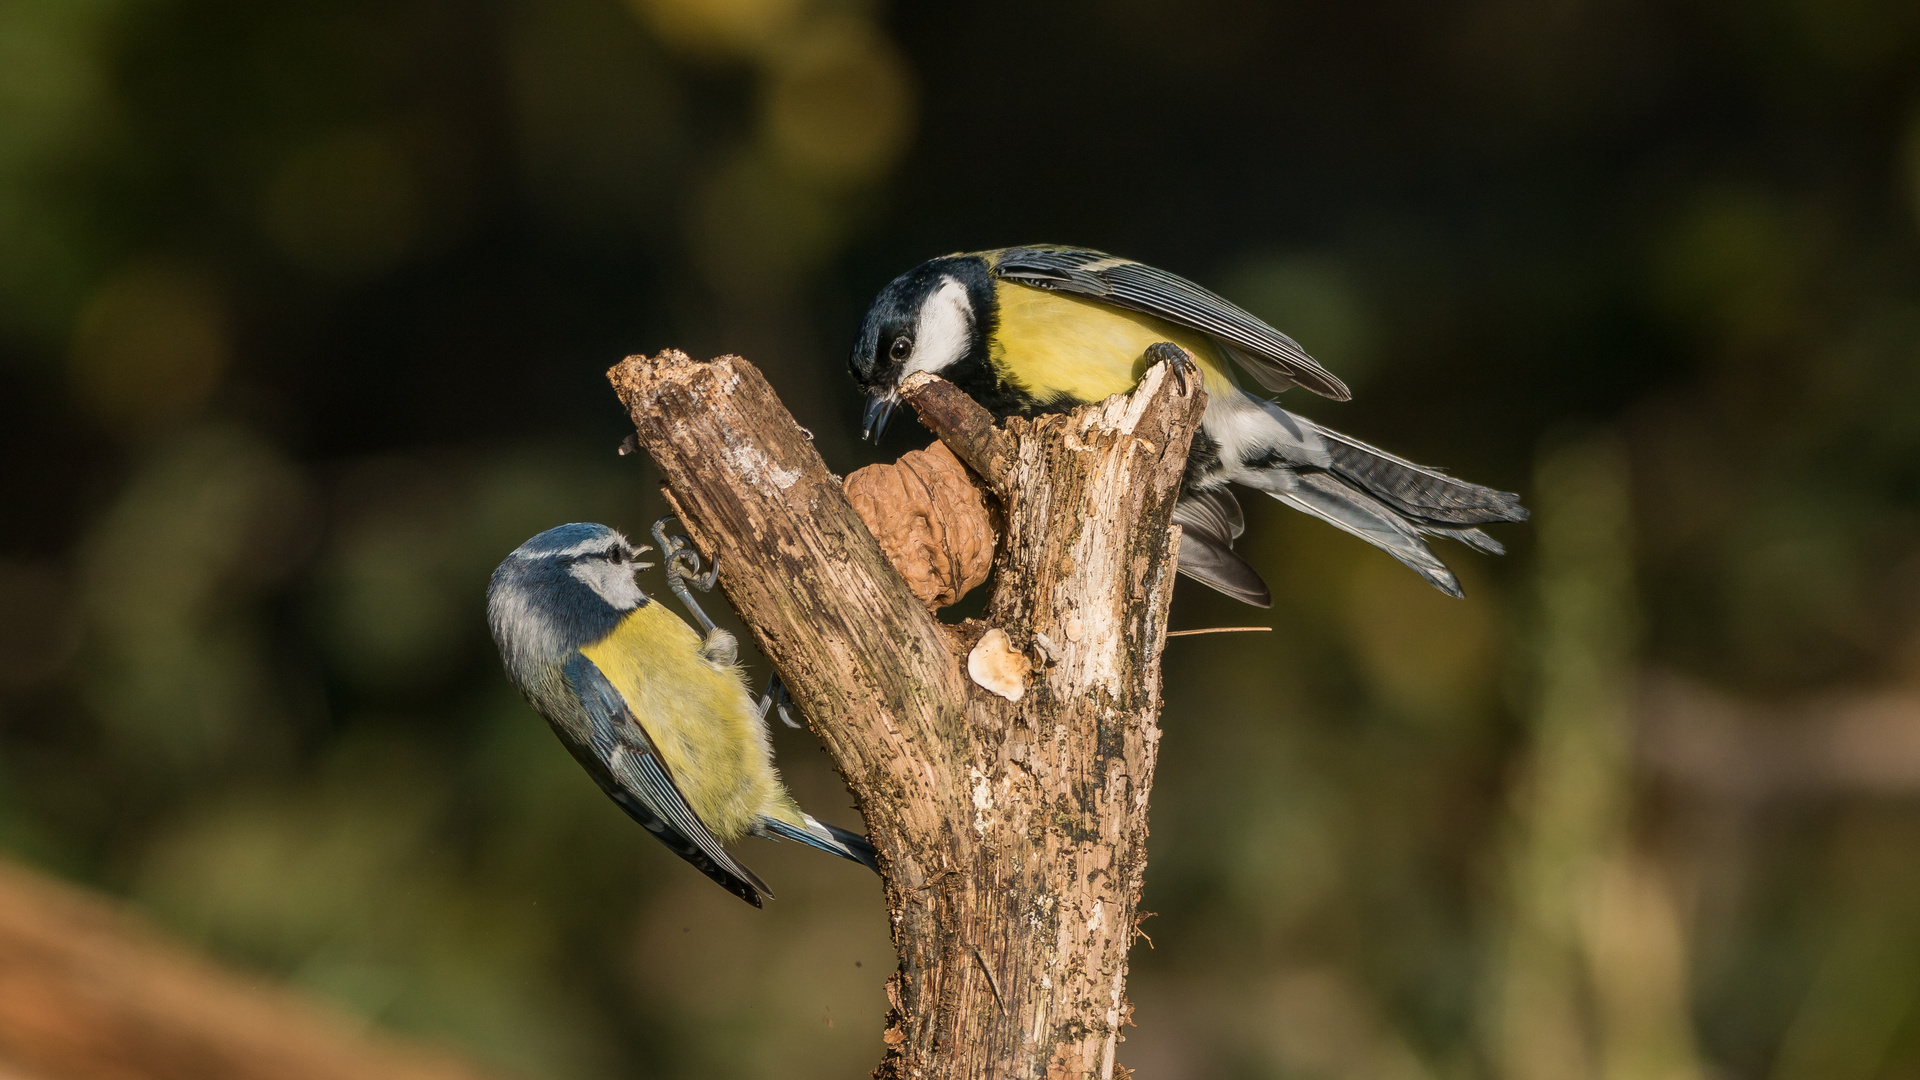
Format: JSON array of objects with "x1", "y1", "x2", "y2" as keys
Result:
[{"x1": 609, "y1": 348, "x2": 1203, "y2": 1079}]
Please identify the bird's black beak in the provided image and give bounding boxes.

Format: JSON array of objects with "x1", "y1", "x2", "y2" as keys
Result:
[{"x1": 862, "y1": 391, "x2": 899, "y2": 443}]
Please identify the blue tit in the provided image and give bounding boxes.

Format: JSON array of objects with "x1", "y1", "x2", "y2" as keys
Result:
[
  {"x1": 848, "y1": 245, "x2": 1529, "y2": 604},
  {"x1": 487, "y1": 520, "x2": 877, "y2": 906}
]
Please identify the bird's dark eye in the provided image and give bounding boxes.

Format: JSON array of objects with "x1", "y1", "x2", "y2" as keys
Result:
[
  {"x1": 605, "y1": 545, "x2": 624, "y2": 563},
  {"x1": 889, "y1": 336, "x2": 912, "y2": 362}
]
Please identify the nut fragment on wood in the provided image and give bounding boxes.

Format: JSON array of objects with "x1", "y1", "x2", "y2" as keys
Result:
[
  {"x1": 967, "y1": 628, "x2": 1032, "y2": 701},
  {"x1": 845, "y1": 440, "x2": 998, "y2": 608}
]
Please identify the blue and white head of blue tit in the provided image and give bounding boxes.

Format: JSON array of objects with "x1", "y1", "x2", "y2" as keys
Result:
[
  {"x1": 848, "y1": 245, "x2": 1528, "y2": 605},
  {"x1": 486, "y1": 521, "x2": 877, "y2": 906}
]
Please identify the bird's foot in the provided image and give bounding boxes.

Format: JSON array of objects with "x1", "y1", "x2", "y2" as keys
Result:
[
  {"x1": 1145, "y1": 341, "x2": 1198, "y2": 394},
  {"x1": 755, "y1": 673, "x2": 803, "y2": 729},
  {"x1": 651, "y1": 516, "x2": 721, "y2": 636}
]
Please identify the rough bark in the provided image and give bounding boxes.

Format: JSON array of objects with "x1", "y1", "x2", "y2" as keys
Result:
[
  {"x1": 609, "y1": 348, "x2": 1203, "y2": 1080},
  {"x1": 0, "y1": 858, "x2": 498, "y2": 1080}
]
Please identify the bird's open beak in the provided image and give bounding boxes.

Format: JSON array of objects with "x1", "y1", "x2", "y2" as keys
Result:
[{"x1": 862, "y1": 391, "x2": 899, "y2": 443}]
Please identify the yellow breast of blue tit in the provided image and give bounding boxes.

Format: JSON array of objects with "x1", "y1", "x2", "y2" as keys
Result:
[
  {"x1": 577, "y1": 601, "x2": 785, "y2": 842},
  {"x1": 987, "y1": 279, "x2": 1242, "y2": 406}
]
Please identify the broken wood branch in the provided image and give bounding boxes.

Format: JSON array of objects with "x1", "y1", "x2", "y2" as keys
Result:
[{"x1": 609, "y1": 348, "x2": 1204, "y2": 1079}]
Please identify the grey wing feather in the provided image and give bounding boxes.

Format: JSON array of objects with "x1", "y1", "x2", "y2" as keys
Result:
[
  {"x1": 1174, "y1": 486, "x2": 1247, "y2": 542},
  {"x1": 1222, "y1": 342, "x2": 1299, "y2": 395},
  {"x1": 1175, "y1": 534, "x2": 1273, "y2": 607},
  {"x1": 1171, "y1": 490, "x2": 1271, "y2": 607},
  {"x1": 567, "y1": 656, "x2": 772, "y2": 906},
  {"x1": 1299, "y1": 417, "x2": 1528, "y2": 527},
  {"x1": 1428, "y1": 525, "x2": 1505, "y2": 555},
  {"x1": 992, "y1": 246, "x2": 1352, "y2": 402},
  {"x1": 1246, "y1": 470, "x2": 1465, "y2": 598}
]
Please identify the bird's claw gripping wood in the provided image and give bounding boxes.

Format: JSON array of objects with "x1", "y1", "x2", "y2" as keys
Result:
[
  {"x1": 1145, "y1": 340, "x2": 1199, "y2": 394},
  {"x1": 651, "y1": 516, "x2": 735, "y2": 666},
  {"x1": 650, "y1": 515, "x2": 797, "y2": 725},
  {"x1": 757, "y1": 673, "x2": 802, "y2": 729}
]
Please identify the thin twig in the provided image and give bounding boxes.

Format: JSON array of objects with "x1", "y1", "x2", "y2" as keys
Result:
[
  {"x1": 970, "y1": 946, "x2": 1007, "y2": 1016},
  {"x1": 1165, "y1": 626, "x2": 1274, "y2": 637}
]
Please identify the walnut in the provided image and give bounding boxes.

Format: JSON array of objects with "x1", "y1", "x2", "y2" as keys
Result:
[{"x1": 844, "y1": 440, "x2": 998, "y2": 608}]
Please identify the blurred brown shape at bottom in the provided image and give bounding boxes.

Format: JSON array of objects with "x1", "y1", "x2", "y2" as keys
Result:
[
  {"x1": 1640, "y1": 671, "x2": 1920, "y2": 799},
  {"x1": 844, "y1": 440, "x2": 997, "y2": 608},
  {"x1": 0, "y1": 859, "x2": 499, "y2": 1080}
]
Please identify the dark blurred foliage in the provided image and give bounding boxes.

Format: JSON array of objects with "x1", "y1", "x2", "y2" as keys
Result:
[{"x1": 2, "y1": 0, "x2": 1920, "y2": 1076}]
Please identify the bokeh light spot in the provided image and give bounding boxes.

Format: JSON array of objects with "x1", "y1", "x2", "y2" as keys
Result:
[
  {"x1": 1652, "y1": 188, "x2": 1803, "y2": 349},
  {"x1": 628, "y1": 0, "x2": 807, "y2": 59},
  {"x1": 68, "y1": 260, "x2": 230, "y2": 430},
  {"x1": 0, "y1": 0, "x2": 115, "y2": 171},
  {"x1": 261, "y1": 128, "x2": 422, "y2": 280},
  {"x1": 761, "y1": 19, "x2": 916, "y2": 188}
]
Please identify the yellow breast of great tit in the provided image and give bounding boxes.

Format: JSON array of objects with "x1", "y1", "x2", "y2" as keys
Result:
[
  {"x1": 987, "y1": 280, "x2": 1242, "y2": 406},
  {"x1": 577, "y1": 601, "x2": 784, "y2": 841}
]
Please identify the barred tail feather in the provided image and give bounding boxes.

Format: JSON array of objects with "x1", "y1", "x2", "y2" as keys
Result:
[
  {"x1": 1300, "y1": 418, "x2": 1528, "y2": 527},
  {"x1": 1187, "y1": 399, "x2": 1524, "y2": 601},
  {"x1": 1247, "y1": 469, "x2": 1465, "y2": 598},
  {"x1": 1428, "y1": 524, "x2": 1505, "y2": 555}
]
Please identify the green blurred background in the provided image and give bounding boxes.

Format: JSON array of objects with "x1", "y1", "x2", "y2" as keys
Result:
[{"x1": 3, "y1": 0, "x2": 1920, "y2": 1076}]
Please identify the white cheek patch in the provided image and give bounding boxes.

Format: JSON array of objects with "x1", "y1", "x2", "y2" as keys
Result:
[
  {"x1": 903, "y1": 275, "x2": 974, "y2": 378},
  {"x1": 569, "y1": 560, "x2": 645, "y2": 612}
]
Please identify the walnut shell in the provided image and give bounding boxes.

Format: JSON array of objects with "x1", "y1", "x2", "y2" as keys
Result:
[{"x1": 844, "y1": 440, "x2": 998, "y2": 608}]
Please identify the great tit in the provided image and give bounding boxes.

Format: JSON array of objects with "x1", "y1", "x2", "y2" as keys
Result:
[
  {"x1": 487, "y1": 520, "x2": 877, "y2": 906},
  {"x1": 850, "y1": 245, "x2": 1528, "y2": 603}
]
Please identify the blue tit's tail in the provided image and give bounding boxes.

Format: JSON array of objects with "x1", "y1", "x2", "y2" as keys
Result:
[{"x1": 760, "y1": 815, "x2": 881, "y2": 873}]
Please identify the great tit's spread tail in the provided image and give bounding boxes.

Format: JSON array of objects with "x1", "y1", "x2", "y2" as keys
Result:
[
  {"x1": 1307, "y1": 420, "x2": 1528, "y2": 530},
  {"x1": 1190, "y1": 396, "x2": 1527, "y2": 599}
]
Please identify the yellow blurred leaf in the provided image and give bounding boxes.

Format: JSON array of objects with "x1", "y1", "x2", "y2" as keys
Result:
[{"x1": 761, "y1": 18, "x2": 916, "y2": 188}]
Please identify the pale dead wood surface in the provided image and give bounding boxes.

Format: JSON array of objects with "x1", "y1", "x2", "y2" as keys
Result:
[
  {"x1": 609, "y1": 349, "x2": 1204, "y2": 1079},
  {"x1": 0, "y1": 859, "x2": 499, "y2": 1080}
]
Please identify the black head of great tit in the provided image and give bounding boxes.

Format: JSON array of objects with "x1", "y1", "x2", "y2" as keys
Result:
[
  {"x1": 486, "y1": 520, "x2": 878, "y2": 906},
  {"x1": 849, "y1": 254, "x2": 1001, "y2": 440},
  {"x1": 849, "y1": 246, "x2": 1528, "y2": 605}
]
